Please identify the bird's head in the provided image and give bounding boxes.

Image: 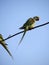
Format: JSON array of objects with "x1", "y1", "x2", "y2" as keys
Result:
[{"x1": 33, "y1": 16, "x2": 39, "y2": 21}]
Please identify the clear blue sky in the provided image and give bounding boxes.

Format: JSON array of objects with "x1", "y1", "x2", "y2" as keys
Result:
[{"x1": 0, "y1": 0, "x2": 49, "y2": 65}]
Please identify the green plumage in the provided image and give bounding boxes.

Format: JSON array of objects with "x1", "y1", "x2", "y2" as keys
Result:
[
  {"x1": 0, "y1": 34, "x2": 13, "y2": 59},
  {"x1": 18, "y1": 16, "x2": 39, "y2": 46},
  {"x1": 20, "y1": 18, "x2": 35, "y2": 29}
]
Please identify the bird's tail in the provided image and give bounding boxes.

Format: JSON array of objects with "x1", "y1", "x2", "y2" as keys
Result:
[
  {"x1": 1, "y1": 42, "x2": 13, "y2": 59},
  {"x1": 18, "y1": 30, "x2": 26, "y2": 46}
]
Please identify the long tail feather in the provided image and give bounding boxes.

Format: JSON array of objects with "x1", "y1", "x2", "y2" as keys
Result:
[
  {"x1": 18, "y1": 30, "x2": 26, "y2": 46},
  {"x1": 0, "y1": 34, "x2": 13, "y2": 59},
  {"x1": 1, "y1": 42, "x2": 13, "y2": 59}
]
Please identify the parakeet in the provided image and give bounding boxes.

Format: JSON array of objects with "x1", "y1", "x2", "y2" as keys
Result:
[
  {"x1": 0, "y1": 34, "x2": 13, "y2": 59},
  {"x1": 18, "y1": 16, "x2": 39, "y2": 46}
]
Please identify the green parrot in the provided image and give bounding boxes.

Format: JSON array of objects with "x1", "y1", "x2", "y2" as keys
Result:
[
  {"x1": 18, "y1": 16, "x2": 39, "y2": 46},
  {"x1": 0, "y1": 34, "x2": 13, "y2": 59}
]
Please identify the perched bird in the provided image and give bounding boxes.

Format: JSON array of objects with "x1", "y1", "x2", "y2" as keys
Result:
[
  {"x1": 18, "y1": 16, "x2": 39, "y2": 45},
  {"x1": 0, "y1": 34, "x2": 13, "y2": 59}
]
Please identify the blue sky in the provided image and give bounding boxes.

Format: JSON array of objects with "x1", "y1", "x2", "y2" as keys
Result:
[{"x1": 0, "y1": 0, "x2": 49, "y2": 65}]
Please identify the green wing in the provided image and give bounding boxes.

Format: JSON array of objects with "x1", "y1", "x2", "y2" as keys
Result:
[{"x1": 20, "y1": 18, "x2": 35, "y2": 29}]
